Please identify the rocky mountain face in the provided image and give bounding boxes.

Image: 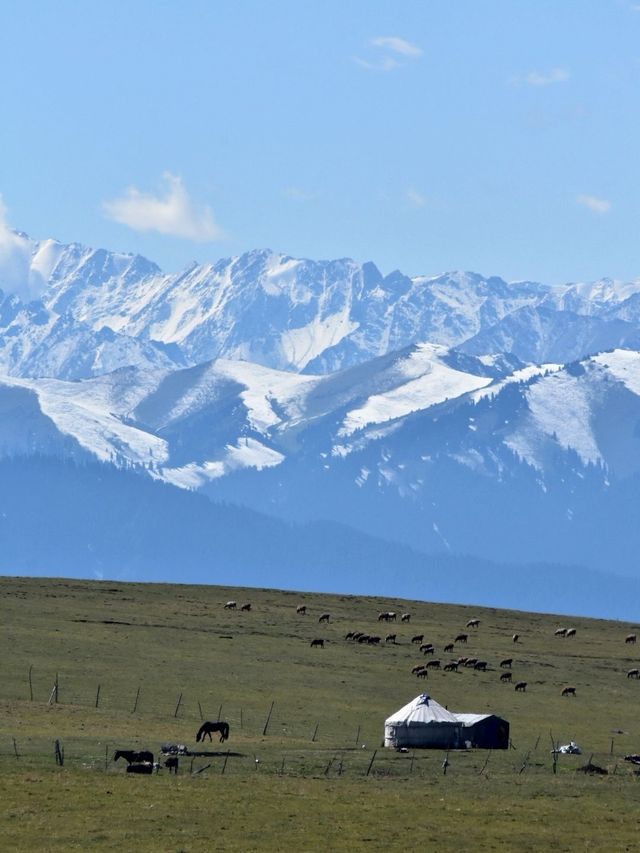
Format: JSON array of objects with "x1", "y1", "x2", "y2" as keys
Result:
[{"x1": 3, "y1": 230, "x2": 640, "y2": 378}]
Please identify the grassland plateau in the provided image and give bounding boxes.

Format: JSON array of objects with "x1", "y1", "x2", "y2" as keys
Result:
[{"x1": 2, "y1": 576, "x2": 640, "y2": 851}]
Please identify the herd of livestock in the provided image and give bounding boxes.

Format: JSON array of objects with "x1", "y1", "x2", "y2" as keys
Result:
[{"x1": 112, "y1": 598, "x2": 639, "y2": 775}]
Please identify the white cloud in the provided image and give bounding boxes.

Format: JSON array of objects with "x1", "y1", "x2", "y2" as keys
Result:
[
  {"x1": 406, "y1": 188, "x2": 426, "y2": 208},
  {"x1": 577, "y1": 194, "x2": 612, "y2": 214},
  {"x1": 354, "y1": 35, "x2": 422, "y2": 71},
  {"x1": 523, "y1": 68, "x2": 570, "y2": 86},
  {"x1": 370, "y1": 36, "x2": 423, "y2": 58},
  {"x1": 103, "y1": 173, "x2": 225, "y2": 241},
  {"x1": 0, "y1": 196, "x2": 43, "y2": 302}
]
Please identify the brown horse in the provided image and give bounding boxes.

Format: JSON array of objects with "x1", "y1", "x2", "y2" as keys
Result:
[{"x1": 114, "y1": 749, "x2": 153, "y2": 765}]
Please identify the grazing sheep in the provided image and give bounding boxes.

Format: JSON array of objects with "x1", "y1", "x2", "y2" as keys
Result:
[
  {"x1": 515, "y1": 681, "x2": 527, "y2": 692},
  {"x1": 411, "y1": 664, "x2": 426, "y2": 675},
  {"x1": 425, "y1": 659, "x2": 441, "y2": 669},
  {"x1": 444, "y1": 643, "x2": 454, "y2": 653},
  {"x1": 401, "y1": 613, "x2": 411, "y2": 623},
  {"x1": 224, "y1": 600, "x2": 237, "y2": 610},
  {"x1": 310, "y1": 638, "x2": 325, "y2": 648},
  {"x1": 443, "y1": 662, "x2": 458, "y2": 672},
  {"x1": 466, "y1": 619, "x2": 480, "y2": 629},
  {"x1": 420, "y1": 644, "x2": 435, "y2": 655},
  {"x1": 562, "y1": 686, "x2": 577, "y2": 697},
  {"x1": 385, "y1": 634, "x2": 397, "y2": 643},
  {"x1": 565, "y1": 628, "x2": 576, "y2": 638},
  {"x1": 500, "y1": 672, "x2": 512, "y2": 683},
  {"x1": 512, "y1": 634, "x2": 520, "y2": 643},
  {"x1": 345, "y1": 631, "x2": 355, "y2": 640},
  {"x1": 474, "y1": 660, "x2": 488, "y2": 671},
  {"x1": 240, "y1": 602, "x2": 251, "y2": 612},
  {"x1": 412, "y1": 634, "x2": 424, "y2": 644},
  {"x1": 464, "y1": 658, "x2": 478, "y2": 668},
  {"x1": 367, "y1": 636, "x2": 381, "y2": 645},
  {"x1": 454, "y1": 633, "x2": 468, "y2": 644},
  {"x1": 500, "y1": 658, "x2": 513, "y2": 669},
  {"x1": 627, "y1": 668, "x2": 640, "y2": 679},
  {"x1": 296, "y1": 605, "x2": 307, "y2": 615},
  {"x1": 625, "y1": 634, "x2": 637, "y2": 644},
  {"x1": 318, "y1": 613, "x2": 330, "y2": 623},
  {"x1": 555, "y1": 628, "x2": 567, "y2": 637},
  {"x1": 416, "y1": 668, "x2": 429, "y2": 679},
  {"x1": 357, "y1": 634, "x2": 370, "y2": 643},
  {"x1": 457, "y1": 656, "x2": 468, "y2": 665}
]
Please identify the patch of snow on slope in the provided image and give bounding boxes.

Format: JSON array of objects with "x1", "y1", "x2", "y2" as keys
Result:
[
  {"x1": 3, "y1": 375, "x2": 168, "y2": 465},
  {"x1": 525, "y1": 371, "x2": 601, "y2": 465},
  {"x1": 161, "y1": 438, "x2": 283, "y2": 489},
  {"x1": 592, "y1": 350, "x2": 640, "y2": 396},
  {"x1": 218, "y1": 360, "x2": 318, "y2": 431},
  {"x1": 280, "y1": 310, "x2": 359, "y2": 371},
  {"x1": 470, "y1": 364, "x2": 562, "y2": 404},
  {"x1": 340, "y1": 344, "x2": 491, "y2": 435}
]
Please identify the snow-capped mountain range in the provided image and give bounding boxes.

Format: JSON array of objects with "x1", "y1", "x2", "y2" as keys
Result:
[
  {"x1": 2, "y1": 228, "x2": 640, "y2": 605},
  {"x1": 3, "y1": 229, "x2": 640, "y2": 378}
]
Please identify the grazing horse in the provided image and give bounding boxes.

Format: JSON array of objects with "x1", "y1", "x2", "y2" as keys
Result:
[
  {"x1": 114, "y1": 749, "x2": 154, "y2": 765},
  {"x1": 401, "y1": 613, "x2": 411, "y2": 622},
  {"x1": 466, "y1": 619, "x2": 480, "y2": 629},
  {"x1": 454, "y1": 633, "x2": 468, "y2": 644},
  {"x1": 515, "y1": 681, "x2": 527, "y2": 692},
  {"x1": 625, "y1": 634, "x2": 637, "y2": 644},
  {"x1": 310, "y1": 638, "x2": 325, "y2": 648},
  {"x1": 500, "y1": 672, "x2": 512, "y2": 682},
  {"x1": 500, "y1": 658, "x2": 513, "y2": 668},
  {"x1": 196, "y1": 721, "x2": 230, "y2": 743},
  {"x1": 318, "y1": 613, "x2": 330, "y2": 623},
  {"x1": 224, "y1": 600, "x2": 237, "y2": 610},
  {"x1": 627, "y1": 669, "x2": 640, "y2": 679},
  {"x1": 296, "y1": 605, "x2": 307, "y2": 615},
  {"x1": 562, "y1": 686, "x2": 577, "y2": 697}
]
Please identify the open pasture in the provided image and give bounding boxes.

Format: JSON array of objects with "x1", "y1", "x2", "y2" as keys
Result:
[{"x1": 2, "y1": 575, "x2": 640, "y2": 851}]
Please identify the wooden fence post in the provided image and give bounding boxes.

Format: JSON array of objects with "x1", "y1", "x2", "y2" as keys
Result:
[
  {"x1": 132, "y1": 685, "x2": 141, "y2": 714},
  {"x1": 28, "y1": 665, "x2": 33, "y2": 702},
  {"x1": 13, "y1": 738, "x2": 20, "y2": 760},
  {"x1": 262, "y1": 701, "x2": 275, "y2": 736},
  {"x1": 95, "y1": 685, "x2": 101, "y2": 709},
  {"x1": 174, "y1": 693, "x2": 183, "y2": 718},
  {"x1": 366, "y1": 749, "x2": 377, "y2": 776}
]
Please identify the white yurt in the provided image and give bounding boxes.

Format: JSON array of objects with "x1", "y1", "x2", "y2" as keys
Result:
[{"x1": 384, "y1": 693, "x2": 463, "y2": 749}]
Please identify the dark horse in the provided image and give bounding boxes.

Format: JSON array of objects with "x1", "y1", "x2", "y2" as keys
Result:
[
  {"x1": 196, "y1": 721, "x2": 230, "y2": 743},
  {"x1": 114, "y1": 749, "x2": 154, "y2": 764}
]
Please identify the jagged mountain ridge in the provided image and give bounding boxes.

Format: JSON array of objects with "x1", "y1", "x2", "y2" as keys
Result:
[{"x1": 2, "y1": 229, "x2": 640, "y2": 378}]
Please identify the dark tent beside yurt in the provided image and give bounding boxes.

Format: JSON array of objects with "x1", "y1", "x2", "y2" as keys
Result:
[{"x1": 455, "y1": 713, "x2": 510, "y2": 749}]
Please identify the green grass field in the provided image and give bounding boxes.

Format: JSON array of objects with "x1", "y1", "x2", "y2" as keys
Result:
[{"x1": 2, "y1": 576, "x2": 640, "y2": 851}]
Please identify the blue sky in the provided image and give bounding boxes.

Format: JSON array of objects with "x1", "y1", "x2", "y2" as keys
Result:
[{"x1": 0, "y1": 0, "x2": 638, "y2": 283}]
